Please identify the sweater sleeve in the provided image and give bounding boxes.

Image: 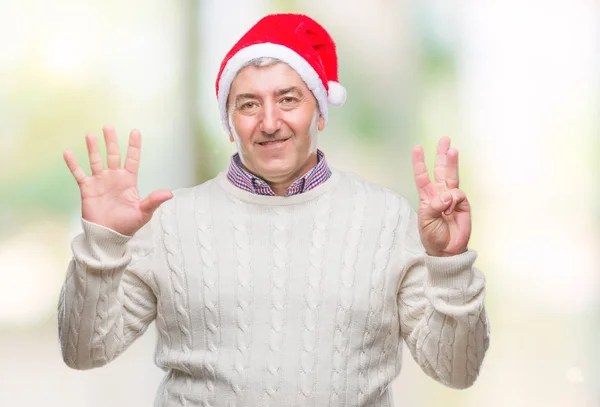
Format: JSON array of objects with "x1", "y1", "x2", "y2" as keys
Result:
[
  {"x1": 57, "y1": 217, "x2": 157, "y2": 370},
  {"x1": 396, "y1": 206, "x2": 490, "y2": 389}
]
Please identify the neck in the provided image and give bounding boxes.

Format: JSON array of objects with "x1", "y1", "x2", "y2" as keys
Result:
[
  {"x1": 268, "y1": 179, "x2": 298, "y2": 196},
  {"x1": 242, "y1": 152, "x2": 318, "y2": 196},
  {"x1": 219, "y1": 168, "x2": 340, "y2": 206}
]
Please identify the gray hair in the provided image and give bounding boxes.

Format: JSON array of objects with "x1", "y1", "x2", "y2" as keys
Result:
[
  {"x1": 242, "y1": 56, "x2": 281, "y2": 68},
  {"x1": 226, "y1": 57, "x2": 282, "y2": 114}
]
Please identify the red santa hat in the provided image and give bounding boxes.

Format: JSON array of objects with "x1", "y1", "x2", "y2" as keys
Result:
[{"x1": 215, "y1": 13, "x2": 347, "y2": 132}]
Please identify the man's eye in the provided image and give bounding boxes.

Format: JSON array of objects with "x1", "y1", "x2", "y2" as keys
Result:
[
  {"x1": 241, "y1": 102, "x2": 257, "y2": 109},
  {"x1": 281, "y1": 97, "x2": 297, "y2": 104}
]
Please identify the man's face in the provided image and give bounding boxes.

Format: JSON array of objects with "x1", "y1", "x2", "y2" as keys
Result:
[{"x1": 228, "y1": 62, "x2": 325, "y2": 184}]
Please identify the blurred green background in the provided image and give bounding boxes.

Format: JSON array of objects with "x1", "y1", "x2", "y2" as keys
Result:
[{"x1": 0, "y1": 0, "x2": 598, "y2": 405}]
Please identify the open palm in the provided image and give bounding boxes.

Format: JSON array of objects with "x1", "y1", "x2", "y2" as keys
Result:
[
  {"x1": 63, "y1": 127, "x2": 172, "y2": 236},
  {"x1": 412, "y1": 137, "x2": 471, "y2": 257}
]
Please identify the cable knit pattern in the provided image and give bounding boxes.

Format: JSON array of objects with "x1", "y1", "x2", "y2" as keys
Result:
[
  {"x1": 379, "y1": 316, "x2": 398, "y2": 401},
  {"x1": 160, "y1": 209, "x2": 194, "y2": 370},
  {"x1": 375, "y1": 198, "x2": 404, "y2": 401},
  {"x1": 57, "y1": 170, "x2": 490, "y2": 406},
  {"x1": 466, "y1": 313, "x2": 479, "y2": 384},
  {"x1": 329, "y1": 179, "x2": 367, "y2": 406},
  {"x1": 358, "y1": 191, "x2": 401, "y2": 406},
  {"x1": 160, "y1": 206, "x2": 194, "y2": 406},
  {"x1": 66, "y1": 260, "x2": 86, "y2": 367},
  {"x1": 231, "y1": 197, "x2": 254, "y2": 403},
  {"x1": 263, "y1": 205, "x2": 290, "y2": 402},
  {"x1": 297, "y1": 193, "x2": 332, "y2": 405},
  {"x1": 437, "y1": 315, "x2": 456, "y2": 385},
  {"x1": 151, "y1": 271, "x2": 171, "y2": 351},
  {"x1": 194, "y1": 189, "x2": 220, "y2": 407},
  {"x1": 57, "y1": 268, "x2": 70, "y2": 358},
  {"x1": 91, "y1": 268, "x2": 111, "y2": 365},
  {"x1": 151, "y1": 272, "x2": 172, "y2": 403}
]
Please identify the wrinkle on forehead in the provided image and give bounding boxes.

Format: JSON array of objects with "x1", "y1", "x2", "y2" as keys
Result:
[{"x1": 228, "y1": 63, "x2": 312, "y2": 107}]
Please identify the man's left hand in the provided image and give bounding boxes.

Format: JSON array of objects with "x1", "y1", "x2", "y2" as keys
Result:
[{"x1": 412, "y1": 137, "x2": 471, "y2": 257}]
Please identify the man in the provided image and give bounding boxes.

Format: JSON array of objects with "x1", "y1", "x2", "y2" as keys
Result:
[{"x1": 59, "y1": 13, "x2": 489, "y2": 407}]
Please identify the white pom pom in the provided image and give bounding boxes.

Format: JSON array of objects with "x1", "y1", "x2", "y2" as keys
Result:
[{"x1": 327, "y1": 81, "x2": 347, "y2": 107}]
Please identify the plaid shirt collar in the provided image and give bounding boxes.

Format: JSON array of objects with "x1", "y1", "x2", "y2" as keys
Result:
[{"x1": 226, "y1": 149, "x2": 332, "y2": 196}]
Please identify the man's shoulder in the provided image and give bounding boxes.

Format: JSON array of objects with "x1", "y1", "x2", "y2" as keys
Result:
[
  {"x1": 161, "y1": 175, "x2": 222, "y2": 209},
  {"x1": 333, "y1": 168, "x2": 412, "y2": 208}
]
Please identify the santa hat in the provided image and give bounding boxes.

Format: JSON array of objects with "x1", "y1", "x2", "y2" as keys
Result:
[{"x1": 215, "y1": 13, "x2": 347, "y2": 132}]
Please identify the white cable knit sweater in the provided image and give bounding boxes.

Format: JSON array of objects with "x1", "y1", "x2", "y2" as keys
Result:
[{"x1": 58, "y1": 169, "x2": 490, "y2": 407}]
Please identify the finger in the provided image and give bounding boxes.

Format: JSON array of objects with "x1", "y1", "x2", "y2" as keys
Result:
[
  {"x1": 425, "y1": 190, "x2": 453, "y2": 219},
  {"x1": 85, "y1": 133, "x2": 104, "y2": 175},
  {"x1": 445, "y1": 148, "x2": 459, "y2": 189},
  {"x1": 124, "y1": 129, "x2": 142, "y2": 175},
  {"x1": 140, "y1": 190, "x2": 173, "y2": 218},
  {"x1": 433, "y1": 137, "x2": 451, "y2": 183},
  {"x1": 103, "y1": 126, "x2": 121, "y2": 170},
  {"x1": 443, "y1": 188, "x2": 467, "y2": 215},
  {"x1": 412, "y1": 145, "x2": 433, "y2": 199},
  {"x1": 63, "y1": 151, "x2": 87, "y2": 186}
]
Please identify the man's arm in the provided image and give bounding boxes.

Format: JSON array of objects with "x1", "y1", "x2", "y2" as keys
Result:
[
  {"x1": 58, "y1": 218, "x2": 157, "y2": 370},
  {"x1": 397, "y1": 207, "x2": 490, "y2": 389},
  {"x1": 59, "y1": 127, "x2": 171, "y2": 369}
]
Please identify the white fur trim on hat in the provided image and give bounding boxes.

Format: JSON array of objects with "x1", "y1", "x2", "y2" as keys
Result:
[{"x1": 217, "y1": 42, "x2": 329, "y2": 132}]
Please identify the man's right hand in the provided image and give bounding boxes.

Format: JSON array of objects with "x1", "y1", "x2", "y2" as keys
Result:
[{"x1": 63, "y1": 126, "x2": 173, "y2": 236}]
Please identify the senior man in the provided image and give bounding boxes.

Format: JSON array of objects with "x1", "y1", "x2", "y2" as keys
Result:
[{"x1": 59, "y1": 13, "x2": 490, "y2": 407}]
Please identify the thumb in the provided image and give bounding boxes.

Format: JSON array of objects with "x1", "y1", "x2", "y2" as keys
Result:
[
  {"x1": 422, "y1": 191, "x2": 452, "y2": 220},
  {"x1": 140, "y1": 190, "x2": 173, "y2": 217}
]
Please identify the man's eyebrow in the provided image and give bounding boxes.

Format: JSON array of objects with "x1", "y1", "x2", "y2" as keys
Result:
[
  {"x1": 234, "y1": 93, "x2": 258, "y2": 104},
  {"x1": 233, "y1": 87, "x2": 303, "y2": 106},
  {"x1": 275, "y1": 86, "x2": 303, "y2": 97}
]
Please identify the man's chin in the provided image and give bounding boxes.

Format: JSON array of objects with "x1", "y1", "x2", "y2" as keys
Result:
[
  {"x1": 257, "y1": 167, "x2": 292, "y2": 181},
  {"x1": 253, "y1": 161, "x2": 296, "y2": 180}
]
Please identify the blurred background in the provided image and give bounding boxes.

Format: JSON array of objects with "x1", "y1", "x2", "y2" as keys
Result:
[{"x1": 1, "y1": 0, "x2": 598, "y2": 405}]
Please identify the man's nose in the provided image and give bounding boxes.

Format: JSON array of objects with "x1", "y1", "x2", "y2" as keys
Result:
[{"x1": 259, "y1": 101, "x2": 282, "y2": 135}]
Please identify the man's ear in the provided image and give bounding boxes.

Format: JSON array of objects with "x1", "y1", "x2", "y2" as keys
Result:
[
  {"x1": 229, "y1": 133, "x2": 234, "y2": 143},
  {"x1": 318, "y1": 115, "x2": 325, "y2": 131}
]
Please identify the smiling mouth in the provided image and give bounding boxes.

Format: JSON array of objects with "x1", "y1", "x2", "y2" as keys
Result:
[{"x1": 258, "y1": 138, "x2": 289, "y2": 146}]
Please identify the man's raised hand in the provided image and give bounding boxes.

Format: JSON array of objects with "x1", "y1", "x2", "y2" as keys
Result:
[
  {"x1": 412, "y1": 137, "x2": 471, "y2": 257},
  {"x1": 63, "y1": 127, "x2": 173, "y2": 236}
]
